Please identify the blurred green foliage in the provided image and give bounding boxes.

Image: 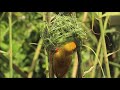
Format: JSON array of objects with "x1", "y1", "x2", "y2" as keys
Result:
[{"x1": 0, "y1": 12, "x2": 120, "y2": 78}]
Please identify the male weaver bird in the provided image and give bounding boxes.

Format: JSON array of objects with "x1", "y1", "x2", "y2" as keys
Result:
[{"x1": 53, "y1": 42, "x2": 76, "y2": 78}]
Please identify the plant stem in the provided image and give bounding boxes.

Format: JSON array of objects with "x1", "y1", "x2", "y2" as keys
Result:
[
  {"x1": 72, "y1": 52, "x2": 78, "y2": 78},
  {"x1": 99, "y1": 49, "x2": 104, "y2": 77},
  {"x1": 45, "y1": 49, "x2": 49, "y2": 78},
  {"x1": 0, "y1": 13, "x2": 4, "y2": 49},
  {"x1": 49, "y1": 51, "x2": 54, "y2": 78},
  {"x1": 98, "y1": 13, "x2": 111, "y2": 78},
  {"x1": 8, "y1": 12, "x2": 13, "y2": 78},
  {"x1": 83, "y1": 44, "x2": 105, "y2": 77},
  {"x1": 76, "y1": 45, "x2": 82, "y2": 78},
  {"x1": 82, "y1": 12, "x2": 88, "y2": 22},
  {"x1": 0, "y1": 12, "x2": 6, "y2": 21},
  {"x1": 73, "y1": 35, "x2": 82, "y2": 78},
  {"x1": 109, "y1": 61, "x2": 120, "y2": 68},
  {"x1": 28, "y1": 39, "x2": 43, "y2": 78},
  {"x1": 0, "y1": 24, "x2": 1, "y2": 49},
  {"x1": 91, "y1": 36, "x2": 102, "y2": 78}
]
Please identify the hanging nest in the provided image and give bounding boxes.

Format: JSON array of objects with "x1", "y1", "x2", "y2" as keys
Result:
[{"x1": 40, "y1": 15, "x2": 87, "y2": 51}]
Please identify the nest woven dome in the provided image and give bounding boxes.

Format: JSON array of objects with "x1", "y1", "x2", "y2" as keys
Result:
[{"x1": 41, "y1": 15, "x2": 87, "y2": 50}]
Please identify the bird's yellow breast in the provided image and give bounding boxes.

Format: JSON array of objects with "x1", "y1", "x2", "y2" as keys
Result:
[{"x1": 53, "y1": 41, "x2": 76, "y2": 78}]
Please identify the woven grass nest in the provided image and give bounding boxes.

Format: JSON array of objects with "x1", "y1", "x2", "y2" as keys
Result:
[{"x1": 41, "y1": 15, "x2": 87, "y2": 50}]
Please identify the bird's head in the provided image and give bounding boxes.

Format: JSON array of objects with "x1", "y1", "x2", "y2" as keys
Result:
[{"x1": 63, "y1": 42, "x2": 76, "y2": 55}]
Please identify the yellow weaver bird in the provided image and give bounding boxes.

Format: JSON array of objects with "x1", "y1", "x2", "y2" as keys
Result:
[{"x1": 53, "y1": 42, "x2": 76, "y2": 78}]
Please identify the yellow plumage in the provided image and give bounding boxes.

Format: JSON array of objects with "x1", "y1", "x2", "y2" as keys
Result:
[{"x1": 53, "y1": 42, "x2": 76, "y2": 78}]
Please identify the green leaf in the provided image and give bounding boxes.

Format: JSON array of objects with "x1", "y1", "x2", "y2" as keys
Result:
[{"x1": 102, "y1": 12, "x2": 120, "y2": 17}]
